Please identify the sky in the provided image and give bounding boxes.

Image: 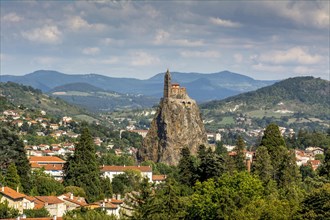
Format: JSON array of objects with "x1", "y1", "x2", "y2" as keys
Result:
[{"x1": 0, "y1": 0, "x2": 329, "y2": 80}]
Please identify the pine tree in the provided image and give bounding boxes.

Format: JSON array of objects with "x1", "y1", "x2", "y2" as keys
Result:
[
  {"x1": 5, "y1": 163, "x2": 21, "y2": 191},
  {"x1": 319, "y1": 148, "x2": 330, "y2": 180},
  {"x1": 63, "y1": 127, "x2": 103, "y2": 202},
  {"x1": 252, "y1": 146, "x2": 274, "y2": 185},
  {"x1": 102, "y1": 177, "x2": 113, "y2": 199},
  {"x1": 178, "y1": 147, "x2": 197, "y2": 186},
  {"x1": 234, "y1": 136, "x2": 246, "y2": 172},
  {"x1": 197, "y1": 145, "x2": 225, "y2": 182},
  {"x1": 260, "y1": 123, "x2": 286, "y2": 155},
  {"x1": 0, "y1": 127, "x2": 31, "y2": 192}
]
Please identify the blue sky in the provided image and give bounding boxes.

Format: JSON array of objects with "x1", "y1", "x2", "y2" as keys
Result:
[{"x1": 1, "y1": 0, "x2": 329, "y2": 80}]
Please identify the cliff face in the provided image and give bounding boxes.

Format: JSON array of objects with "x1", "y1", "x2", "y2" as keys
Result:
[{"x1": 138, "y1": 97, "x2": 207, "y2": 166}]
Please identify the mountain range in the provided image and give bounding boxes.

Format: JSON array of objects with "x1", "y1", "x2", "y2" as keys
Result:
[{"x1": 1, "y1": 70, "x2": 276, "y2": 102}]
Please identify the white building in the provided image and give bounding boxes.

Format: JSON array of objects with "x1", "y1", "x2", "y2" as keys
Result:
[{"x1": 101, "y1": 165, "x2": 152, "y2": 182}]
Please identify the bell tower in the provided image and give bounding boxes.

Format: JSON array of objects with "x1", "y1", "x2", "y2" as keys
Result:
[{"x1": 163, "y1": 69, "x2": 171, "y2": 98}]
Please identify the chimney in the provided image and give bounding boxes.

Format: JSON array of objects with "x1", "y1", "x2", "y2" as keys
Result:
[
  {"x1": 246, "y1": 159, "x2": 251, "y2": 173},
  {"x1": 53, "y1": 215, "x2": 57, "y2": 220},
  {"x1": 16, "y1": 186, "x2": 19, "y2": 192},
  {"x1": 1, "y1": 186, "x2": 4, "y2": 192},
  {"x1": 70, "y1": 193, "x2": 73, "y2": 200}
]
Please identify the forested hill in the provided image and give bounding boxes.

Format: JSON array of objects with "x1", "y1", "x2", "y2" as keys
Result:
[
  {"x1": 201, "y1": 76, "x2": 330, "y2": 116},
  {"x1": 0, "y1": 82, "x2": 97, "y2": 120}
]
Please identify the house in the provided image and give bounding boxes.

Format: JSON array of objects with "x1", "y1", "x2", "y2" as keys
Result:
[
  {"x1": 29, "y1": 156, "x2": 65, "y2": 180},
  {"x1": 306, "y1": 147, "x2": 324, "y2": 156},
  {"x1": 152, "y1": 175, "x2": 167, "y2": 184},
  {"x1": 0, "y1": 186, "x2": 34, "y2": 214},
  {"x1": 308, "y1": 160, "x2": 321, "y2": 171},
  {"x1": 93, "y1": 199, "x2": 120, "y2": 217},
  {"x1": 49, "y1": 124, "x2": 59, "y2": 130},
  {"x1": 31, "y1": 163, "x2": 64, "y2": 181},
  {"x1": 34, "y1": 196, "x2": 66, "y2": 217},
  {"x1": 57, "y1": 193, "x2": 87, "y2": 211},
  {"x1": 101, "y1": 165, "x2": 153, "y2": 182}
]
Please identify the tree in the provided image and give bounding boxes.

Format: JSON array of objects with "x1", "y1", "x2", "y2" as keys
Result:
[
  {"x1": 318, "y1": 148, "x2": 330, "y2": 179},
  {"x1": 298, "y1": 183, "x2": 330, "y2": 219},
  {"x1": 197, "y1": 145, "x2": 225, "y2": 182},
  {"x1": 63, "y1": 127, "x2": 103, "y2": 202},
  {"x1": 4, "y1": 162, "x2": 21, "y2": 191},
  {"x1": 178, "y1": 147, "x2": 197, "y2": 186},
  {"x1": 23, "y1": 207, "x2": 50, "y2": 218},
  {"x1": 234, "y1": 136, "x2": 246, "y2": 172},
  {"x1": 63, "y1": 207, "x2": 116, "y2": 220},
  {"x1": 300, "y1": 163, "x2": 315, "y2": 181},
  {"x1": 0, "y1": 198, "x2": 19, "y2": 219},
  {"x1": 102, "y1": 177, "x2": 113, "y2": 198},
  {"x1": 0, "y1": 127, "x2": 31, "y2": 192},
  {"x1": 252, "y1": 146, "x2": 274, "y2": 186},
  {"x1": 260, "y1": 123, "x2": 286, "y2": 154},
  {"x1": 64, "y1": 186, "x2": 86, "y2": 198},
  {"x1": 112, "y1": 170, "x2": 141, "y2": 196},
  {"x1": 29, "y1": 170, "x2": 64, "y2": 196}
]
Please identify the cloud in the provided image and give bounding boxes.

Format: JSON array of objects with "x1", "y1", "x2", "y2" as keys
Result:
[
  {"x1": 258, "y1": 47, "x2": 323, "y2": 65},
  {"x1": 131, "y1": 51, "x2": 160, "y2": 66},
  {"x1": 82, "y1": 47, "x2": 100, "y2": 55},
  {"x1": 32, "y1": 56, "x2": 58, "y2": 65},
  {"x1": 234, "y1": 53, "x2": 243, "y2": 63},
  {"x1": 180, "y1": 50, "x2": 220, "y2": 58},
  {"x1": 2, "y1": 12, "x2": 22, "y2": 22},
  {"x1": 67, "y1": 16, "x2": 105, "y2": 31},
  {"x1": 153, "y1": 30, "x2": 204, "y2": 47},
  {"x1": 21, "y1": 25, "x2": 62, "y2": 44},
  {"x1": 209, "y1": 17, "x2": 241, "y2": 28}
]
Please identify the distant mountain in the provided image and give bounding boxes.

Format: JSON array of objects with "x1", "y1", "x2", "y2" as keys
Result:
[
  {"x1": 201, "y1": 76, "x2": 330, "y2": 117},
  {"x1": 1, "y1": 70, "x2": 276, "y2": 102},
  {"x1": 0, "y1": 82, "x2": 98, "y2": 121},
  {"x1": 49, "y1": 82, "x2": 158, "y2": 112}
]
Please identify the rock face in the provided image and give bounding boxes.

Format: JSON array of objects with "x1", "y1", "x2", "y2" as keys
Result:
[{"x1": 138, "y1": 70, "x2": 207, "y2": 166}]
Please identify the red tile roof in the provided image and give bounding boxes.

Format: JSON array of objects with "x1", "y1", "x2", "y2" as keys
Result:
[
  {"x1": 29, "y1": 156, "x2": 65, "y2": 163},
  {"x1": 110, "y1": 198, "x2": 124, "y2": 204},
  {"x1": 35, "y1": 196, "x2": 64, "y2": 205},
  {"x1": 152, "y1": 175, "x2": 167, "y2": 181},
  {"x1": 0, "y1": 186, "x2": 26, "y2": 199},
  {"x1": 101, "y1": 165, "x2": 152, "y2": 172}
]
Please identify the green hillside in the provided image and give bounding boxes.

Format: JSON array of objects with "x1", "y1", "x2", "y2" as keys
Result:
[
  {"x1": 200, "y1": 77, "x2": 330, "y2": 131},
  {"x1": 49, "y1": 82, "x2": 158, "y2": 112},
  {"x1": 202, "y1": 77, "x2": 329, "y2": 116},
  {"x1": 0, "y1": 82, "x2": 97, "y2": 121}
]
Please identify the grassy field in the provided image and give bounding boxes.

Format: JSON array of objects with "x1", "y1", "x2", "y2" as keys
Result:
[{"x1": 219, "y1": 116, "x2": 235, "y2": 125}]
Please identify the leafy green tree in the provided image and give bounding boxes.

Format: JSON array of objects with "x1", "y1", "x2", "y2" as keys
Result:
[
  {"x1": 63, "y1": 127, "x2": 103, "y2": 202},
  {"x1": 234, "y1": 136, "x2": 246, "y2": 172},
  {"x1": 64, "y1": 207, "x2": 117, "y2": 220},
  {"x1": 112, "y1": 169, "x2": 142, "y2": 196},
  {"x1": 278, "y1": 150, "x2": 301, "y2": 189},
  {"x1": 260, "y1": 123, "x2": 286, "y2": 154},
  {"x1": 187, "y1": 172, "x2": 264, "y2": 220},
  {"x1": 102, "y1": 177, "x2": 113, "y2": 198},
  {"x1": 4, "y1": 162, "x2": 21, "y2": 191},
  {"x1": 178, "y1": 147, "x2": 197, "y2": 186},
  {"x1": 215, "y1": 141, "x2": 227, "y2": 157},
  {"x1": 297, "y1": 183, "x2": 330, "y2": 219},
  {"x1": 300, "y1": 163, "x2": 316, "y2": 181},
  {"x1": 252, "y1": 146, "x2": 273, "y2": 184},
  {"x1": 197, "y1": 145, "x2": 225, "y2": 182},
  {"x1": 64, "y1": 186, "x2": 87, "y2": 197},
  {"x1": 30, "y1": 172, "x2": 64, "y2": 196},
  {"x1": 23, "y1": 207, "x2": 50, "y2": 218},
  {"x1": 0, "y1": 198, "x2": 19, "y2": 219},
  {"x1": 0, "y1": 127, "x2": 31, "y2": 192},
  {"x1": 318, "y1": 148, "x2": 330, "y2": 179}
]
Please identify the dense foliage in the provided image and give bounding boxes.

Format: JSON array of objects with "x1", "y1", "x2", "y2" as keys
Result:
[{"x1": 63, "y1": 127, "x2": 103, "y2": 202}]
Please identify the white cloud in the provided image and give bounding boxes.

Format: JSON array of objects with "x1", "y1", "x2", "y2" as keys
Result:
[
  {"x1": 209, "y1": 17, "x2": 241, "y2": 28},
  {"x1": 234, "y1": 53, "x2": 243, "y2": 63},
  {"x1": 172, "y1": 39, "x2": 204, "y2": 47},
  {"x1": 21, "y1": 25, "x2": 62, "y2": 44},
  {"x1": 252, "y1": 63, "x2": 286, "y2": 73},
  {"x1": 153, "y1": 30, "x2": 170, "y2": 45},
  {"x1": 32, "y1": 56, "x2": 58, "y2": 65},
  {"x1": 131, "y1": 52, "x2": 160, "y2": 66},
  {"x1": 180, "y1": 50, "x2": 220, "y2": 58},
  {"x1": 67, "y1": 16, "x2": 105, "y2": 31},
  {"x1": 82, "y1": 47, "x2": 100, "y2": 55},
  {"x1": 258, "y1": 47, "x2": 323, "y2": 65},
  {"x1": 2, "y1": 12, "x2": 22, "y2": 22}
]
